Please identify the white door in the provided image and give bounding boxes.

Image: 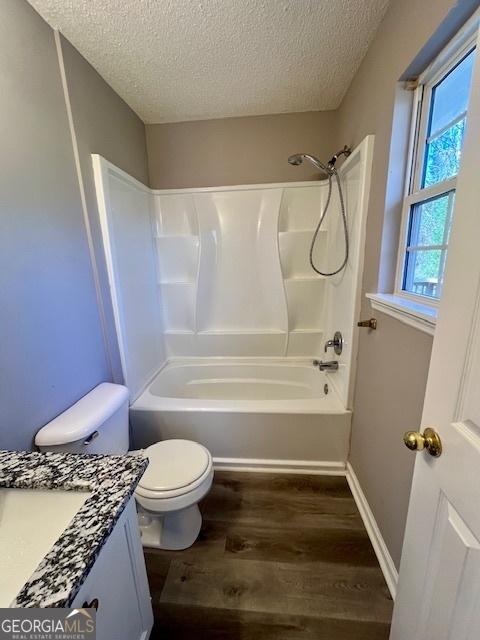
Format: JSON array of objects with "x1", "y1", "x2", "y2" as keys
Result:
[{"x1": 390, "y1": 33, "x2": 480, "y2": 640}]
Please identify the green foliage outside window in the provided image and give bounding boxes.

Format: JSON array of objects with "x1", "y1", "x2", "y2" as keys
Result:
[{"x1": 423, "y1": 120, "x2": 465, "y2": 187}]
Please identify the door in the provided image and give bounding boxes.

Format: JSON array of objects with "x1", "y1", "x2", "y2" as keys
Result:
[{"x1": 390, "y1": 31, "x2": 480, "y2": 640}]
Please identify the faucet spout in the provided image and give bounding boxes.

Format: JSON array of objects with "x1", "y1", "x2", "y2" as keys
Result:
[{"x1": 312, "y1": 360, "x2": 339, "y2": 372}]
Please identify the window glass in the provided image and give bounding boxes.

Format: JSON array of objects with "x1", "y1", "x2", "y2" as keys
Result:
[
  {"x1": 422, "y1": 49, "x2": 475, "y2": 188},
  {"x1": 409, "y1": 192, "x2": 452, "y2": 247},
  {"x1": 423, "y1": 119, "x2": 465, "y2": 187},
  {"x1": 403, "y1": 192, "x2": 454, "y2": 299},
  {"x1": 429, "y1": 48, "x2": 475, "y2": 135},
  {"x1": 404, "y1": 249, "x2": 444, "y2": 298}
]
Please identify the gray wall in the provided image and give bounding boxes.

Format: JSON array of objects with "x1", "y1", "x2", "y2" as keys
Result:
[
  {"x1": 0, "y1": 0, "x2": 107, "y2": 450},
  {"x1": 337, "y1": 0, "x2": 478, "y2": 568},
  {"x1": 59, "y1": 35, "x2": 148, "y2": 184},
  {"x1": 59, "y1": 35, "x2": 149, "y2": 383},
  {"x1": 146, "y1": 111, "x2": 338, "y2": 189},
  {"x1": 0, "y1": 1, "x2": 148, "y2": 450}
]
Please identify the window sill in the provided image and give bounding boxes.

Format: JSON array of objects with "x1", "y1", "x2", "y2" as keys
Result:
[{"x1": 366, "y1": 293, "x2": 437, "y2": 336}]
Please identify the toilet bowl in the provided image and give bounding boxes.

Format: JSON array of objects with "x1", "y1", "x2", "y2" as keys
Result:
[
  {"x1": 34, "y1": 383, "x2": 214, "y2": 550},
  {"x1": 134, "y1": 439, "x2": 213, "y2": 550}
]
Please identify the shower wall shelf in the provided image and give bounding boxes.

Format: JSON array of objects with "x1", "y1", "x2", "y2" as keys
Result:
[
  {"x1": 156, "y1": 235, "x2": 199, "y2": 285},
  {"x1": 279, "y1": 230, "x2": 327, "y2": 278},
  {"x1": 284, "y1": 278, "x2": 326, "y2": 332},
  {"x1": 278, "y1": 187, "x2": 323, "y2": 232},
  {"x1": 197, "y1": 329, "x2": 287, "y2": 335},
  {"x1": 159, "y1": 281, "x2": 196, "y2": 332}
]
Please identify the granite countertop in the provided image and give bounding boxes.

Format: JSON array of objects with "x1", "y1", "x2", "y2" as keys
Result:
[{"x1": 0, "y1": 449, "x2": 148, "y2": 608}]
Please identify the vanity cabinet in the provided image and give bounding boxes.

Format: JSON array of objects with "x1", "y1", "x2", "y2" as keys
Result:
[{"x1": 71, "y1": 498, "x2": 153, "y2": 640}]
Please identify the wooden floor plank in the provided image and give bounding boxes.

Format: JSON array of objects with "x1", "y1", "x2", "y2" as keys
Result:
[
  {"x1": 144, "y1": 551, "x2": 171, "y2": 595},
  {"x1": 144, "y1": 470, "x2": 393, "y2": 637},
  {"x1": 150, "y1": 604, "x2": 391, "y2": 640},
  {"x1": 160, "y1": 557, "x2": 392, "y2": 623},
  {"x1": 225, "y1": 524, "x2": 379, "y2": 566},
  {"x1": 201, "y1": 482, "x2": 364, "y2": 531},
  {"x1": 212, "y1": 470, "x2": 353, "y2": 498}
]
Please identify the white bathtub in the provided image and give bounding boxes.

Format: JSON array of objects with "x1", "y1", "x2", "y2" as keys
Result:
[{"x1": 130, "y1": 358, "x2": 351, "y2": 473}]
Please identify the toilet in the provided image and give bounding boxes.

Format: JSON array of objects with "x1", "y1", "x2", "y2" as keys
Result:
[{"x1": 34, "y1": 382, "x2": 213, "y2": 550}]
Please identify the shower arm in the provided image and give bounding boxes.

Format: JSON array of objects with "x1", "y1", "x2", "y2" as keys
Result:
[{"x1": 327, "y1": 145, "x2": 352, "y2": 170}]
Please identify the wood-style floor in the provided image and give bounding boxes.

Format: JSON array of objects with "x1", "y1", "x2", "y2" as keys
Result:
[{"x1": 145, "y1": 471, "x2": 393, "y2": 639}]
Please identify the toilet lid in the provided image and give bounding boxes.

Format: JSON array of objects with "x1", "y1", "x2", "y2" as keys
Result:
[{"x1": 138, "y1": 440, "x2": 210, "y2": 493}]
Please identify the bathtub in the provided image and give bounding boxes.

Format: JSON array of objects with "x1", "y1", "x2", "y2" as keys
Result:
[{"x1": 130, "y1": 358, "x2": 351, "y2": 474}]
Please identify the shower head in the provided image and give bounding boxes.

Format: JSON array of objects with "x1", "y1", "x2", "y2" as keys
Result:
[
  {"x1": 287, "y1": 153, "x2": 332, "y2": 175},
  {"x1": 288, "y1": 146, "x2": 352, "y2": 175},
  {"x1": 287, "y1": 154, "x2": 304, "y2": 166}
]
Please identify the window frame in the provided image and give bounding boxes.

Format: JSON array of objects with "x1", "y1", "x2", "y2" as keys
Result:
[{"x1": 394, "y1": 23, "x2": 478, "y2": 308}]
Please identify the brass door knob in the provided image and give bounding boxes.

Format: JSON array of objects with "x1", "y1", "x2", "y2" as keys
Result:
[{"x1": 403, "y1": 428, "x2": 442, "y2": 457}]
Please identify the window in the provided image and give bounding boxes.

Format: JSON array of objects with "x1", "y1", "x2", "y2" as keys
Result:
[{"x1": 396, "y1": 33, "x2": 476, "y2": 303}]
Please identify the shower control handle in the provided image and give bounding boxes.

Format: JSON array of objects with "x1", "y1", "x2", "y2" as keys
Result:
[{"x1": 324, "y1": 331, "x2": 343, "y2": 355}]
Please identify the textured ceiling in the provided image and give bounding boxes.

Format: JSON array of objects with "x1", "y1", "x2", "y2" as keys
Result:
[{"x1": 29, "y1": 0, "x2": 390, "y2": 124}]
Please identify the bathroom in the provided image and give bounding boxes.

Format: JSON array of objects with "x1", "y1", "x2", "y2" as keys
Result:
[{"x1": 1, "y1": 0, "x2": 480, "y2": 637}]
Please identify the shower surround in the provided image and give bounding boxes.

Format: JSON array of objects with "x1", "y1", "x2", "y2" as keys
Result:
[{"x1": 93, "y1": 136, "x2": 373, "y2": 472}]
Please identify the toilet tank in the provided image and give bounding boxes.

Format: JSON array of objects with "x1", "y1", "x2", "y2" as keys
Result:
[{"x1": 35, "y1": 383, "x2": 130, "y2": 455}]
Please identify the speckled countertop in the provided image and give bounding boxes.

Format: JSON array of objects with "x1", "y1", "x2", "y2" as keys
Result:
[{"x1": 0, "y1": 449, "x2": 148, "y2": 608}]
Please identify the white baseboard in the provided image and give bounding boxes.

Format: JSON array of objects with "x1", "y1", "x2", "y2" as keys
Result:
[
  {"x1": 346, "y1": 462, "x2": 398, "y2": 600},
  {"x1": 213, "y1": 457, "x2": 346, "y2": 476}
]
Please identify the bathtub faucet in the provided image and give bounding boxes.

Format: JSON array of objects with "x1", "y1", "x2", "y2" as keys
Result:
[{"x1": 312, "y1": 360, "x2": 339, "y2": 372}]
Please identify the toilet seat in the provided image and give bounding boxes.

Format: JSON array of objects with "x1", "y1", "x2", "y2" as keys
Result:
[{"x1": 136, "y1": 439, "x2": 213, "y2": 500}]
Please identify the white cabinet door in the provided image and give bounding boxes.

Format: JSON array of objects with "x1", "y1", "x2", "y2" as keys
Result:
[
  {"x1": 390, "y1": 27, "x2": 480, "y2": 640},
  {"x1": 72, "y1": 499, "x2": 153, "y2": 640}
]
